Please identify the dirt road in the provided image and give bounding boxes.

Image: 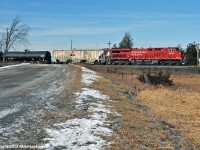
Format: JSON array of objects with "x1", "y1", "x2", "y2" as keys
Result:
[
  {"x1": 0, "y1": 64, "x2": 69, "y2": 147},
  {"x1": 0, "y1": 64, "x2": 115, "y2": 149}
]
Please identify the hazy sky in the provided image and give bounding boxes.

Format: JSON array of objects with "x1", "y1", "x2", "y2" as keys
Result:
[{"x1": 0, "y1": 0, "x2": 200, "y2": 51}]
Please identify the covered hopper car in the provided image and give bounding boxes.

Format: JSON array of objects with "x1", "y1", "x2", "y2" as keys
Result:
[
  {"x1": 52, "y1": 49, "x2": 104, "y2": 64},
  {"x1": 4, "y1": 51, "x2": 51, "y2": 64}
]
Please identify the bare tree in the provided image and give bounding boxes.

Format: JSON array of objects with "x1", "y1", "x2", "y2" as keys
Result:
[{"x1": 0, "y1": 16, "x2": 30, "y2": 62}]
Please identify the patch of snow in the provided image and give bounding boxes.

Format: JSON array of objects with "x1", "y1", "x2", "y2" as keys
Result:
[
  {"x1": 0, "y1": 113, "x2": 26, "y2": 136},
  {"x1": 0, "y1": 71, "x2": 66, "y2": 140},
  {"x1": 74, "y1": 88, "x2": 109, "y2": 100},
  {"x1": 81, "y1": 67, "x2": 100, "y2": 86},
  {"x1": 89, "y1": 103, "x2": 111, "y2": 114},
  {"x1": 45, "y1": 117, "x2": 112, "y2": 150},
  {"x1": 44, "y1": 67, "x2": 115, "y2": 149},
  {"x1": 0, "y1": 103, "x2": 23, "y2": 119},
  {"x1": 0, "y1": 63, "x2": 30, "y2": 71}
]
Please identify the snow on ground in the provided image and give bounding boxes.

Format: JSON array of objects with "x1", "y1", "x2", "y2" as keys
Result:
[
  {"x1": 0, "y1": 71, "x2": 65, "y2": 140},
  {"x1": 81, "y1": 67, "x2": 100, "y2": 85},
  {"x1": 44, "y1": 67, "x2": 115, "y2": 150},
  {"x1": 0, "y1": 103, "x2": 23, "y2": 119},
  {"x1": 0, "y1": 63, "x2": 30, "y2": 71}
]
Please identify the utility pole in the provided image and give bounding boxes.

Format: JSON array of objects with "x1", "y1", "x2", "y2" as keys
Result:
[
  {"x1": 71, "y1": 39, "x2": 72, "y2": 50},
  {"x1": 107, "y1": 41, "x2": 112, "y2": 49}
]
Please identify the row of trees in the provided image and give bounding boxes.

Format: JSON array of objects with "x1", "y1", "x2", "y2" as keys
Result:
[{"x1": 0, "y1": 16, "x2": 30, "y2": 62}]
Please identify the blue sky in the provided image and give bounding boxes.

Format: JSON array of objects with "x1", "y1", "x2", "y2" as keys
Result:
[{"x1": 0, "y1": 0, "x2": 200, "y2": 51}]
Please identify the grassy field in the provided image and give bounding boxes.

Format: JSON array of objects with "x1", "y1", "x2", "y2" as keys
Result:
[{"x1": 85, "y1": 64, "x2": 200, "y2": 149}]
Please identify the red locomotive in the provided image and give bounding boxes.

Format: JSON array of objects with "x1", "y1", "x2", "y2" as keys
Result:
[{"x1": 101, "y1": 47, "x2": 183, "y2": 65}]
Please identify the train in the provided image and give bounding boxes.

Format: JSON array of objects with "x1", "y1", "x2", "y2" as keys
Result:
[
  {"x1": 2, "y1": 51, "x2": 51, "y2": 64},
  {"x1": 95, "y1": 47, "x2": 186, "y2": 65},
  {"x1": 0, "y1": 47, "x2": 187, "y2": 65}
]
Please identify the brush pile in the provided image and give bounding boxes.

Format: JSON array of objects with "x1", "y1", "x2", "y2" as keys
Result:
[{"x1": 138, "y1": 68, "x2": 173, "y2": 86}]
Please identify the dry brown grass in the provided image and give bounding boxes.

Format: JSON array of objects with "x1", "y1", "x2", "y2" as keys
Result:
[
  {"x1": 58, "y1": 64, "x2": 92, "y2": 119},
  {"x1": 93, "y1": 76, "x2": 141, "y2": 149},
  {"x1": 86, "y1": 65, "x2": 200, "y2": 149},
  {"x1": 62, "y1": 64, "x2": 83, "y2": 99},
  {"x1": 137, "y1": 75, "x2": 200, "y2": 145},
  {"x1": 93, "y1": 72, "x2": 175, "y2": 149}
]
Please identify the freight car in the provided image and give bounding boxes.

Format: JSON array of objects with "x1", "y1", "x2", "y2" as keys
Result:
[
  {"x1": 98, "y1": 47, "x2": 184, "y2": 65},
  {"x1": 4, "y1": 51, "x2": 51, "y2": 64},
  {"x1": 52, "y1": 49, "x2": 104, "y2": 64}
]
